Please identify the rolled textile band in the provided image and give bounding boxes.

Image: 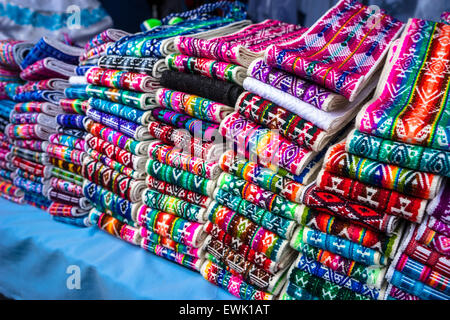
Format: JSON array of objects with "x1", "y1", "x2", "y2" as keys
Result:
[
  {"x1": 136, "y1": 204, "x2": 206, "y2": 248},
  {"x1": 6, "y1": 123, "x2": 54, "y2": 140},
  {"x1": 20, "y1": 36, "x2": 83, "y2": 70},
  {"x1": 85, "y1": 133, "x2": 146, "y2": 171},
  {"x1": 50, "y1": 177, "x2": 83, "y2": 197},
  {"x1": 51, "y1": 167, "x2": 83, "y2": 186},
  {"x1": 13, "y1": 176, "x2": 44, "y2": 194},
  {"x1": 384, "y1": 284, "x2": 420, "y2": 301},
  {"x1": 220, "y1": 112, "x2": 316, "y2": 176},
  {"x1": 14, "y1": 101, "x2": 63, "y2": 116},
  {"x1": 56, "y1": 114, "x2": 87, "y2": 130},
  {"x1": 91, "y1": 209, "x2": 141, "y2": 245},
  {"x1": 84, "y1": 29, "x2": 130, "y2": 52},
  {"x1": 49, "y1": 134, "x2": 85, "y2": 151},
  {"x1": 20, "y1": 57, "x2": 76, "y2": 81},
  {"x1": 297, "y1": 204, "x2": 403, "y2": 258},
  {"x1": 56, "y1": 127, "x2": 86, "y2": 139},
  {"x1": 50, "y1": 157, "x2": 82, "y2": 175},
  {"x1": 80, "y1": 43, "x2": 108, "y2": 62},
  {"x1": 160, "y1": 70, "x2": 244, "y2": 107},
  {"x1": 16, "y1": 168, "x2": 46, "y2": 184},
  {"x1": 68, "y1": 76, "x2": 87, "y2": 85},
  {"x1": 52, "y1": 215, "x2": 91, "y2": 227},
  {"x1": 242, "y1": 74, "x2": 378, "y2": 133},
  {"x1": 142, "y1": 232, "x2": 203, "y2": 259},
  {"x1": 0, "y1": 168, "x2": 15, "y2": 180},
  {"x1": 85, "y1": 119, "x2": 150, "y2": 156},
  {"x1": 426, "y1": 216, "x2": 450, "y2": 237},
  {"x1": 323, "y1": 142, "x2": 443, "y2": 200},
  {"x1": 346, "y1": 129, "x2": 450, "y2": 178},
  {"x1": 64, "y1": 85, "x2": 89, "y2": 99},
  {"x1": 151, "y1": 107, "x2": 220, "y2": 142},
  {"x1": 97, "y1": 55, "x2": 163, "y2": 77},
  {"x1": 147, "y1": 140, "x2": 221, "y2": 179},
  {"x1": 156, "y1": 88, "x2": 234, "y2": 123},
  {"x1": 12, "y1": 90, "x2": 66, "y2": 104},
  {"x1": 301, "y1": 183, "x2": 400, "y2": 236},
  {"x1": 141, "y1": 238, "x2": 204, "y2": 271},
  {"x1": 83, "y1": 181, "x2": 141, "y2": 223},
  {"x1": 416, "y1": 223, "x2": 450, "y2": 257},
  {"x1": 142, "y1": 188, "x2": 206, "y2": 223},
  {"x1": 76, "y1": 65, "x2": 95, "y2": 76},
  {"x1": 248, "y1": 58, "x2": 347, "y2": 111},
  {"x1": 88, "y1": 97, "x2": 153, "y2": 125},
  {"x1": 290, "y1": 225, "x2": 388, "y2": 266},
  {"x1": 86, "y1": 84, "x2": 157, "y2": 110},
  {"x1": 0, "y1": 179, "x2": 24, "y2": 197},
  {"x1": 24, "y1": 191, "x2": 52, "y2": 210},
  {"x1": 12, "y1": 156, "x2": 49, "y2": 178},
  {"x1": 82, "y1": 157, "x2": 146, "y2": 203},
  {"x1": 217, "y1": 172, "x2": 301, "y2": 221},
  {"x1": 213, "y1": 188, "x2": 297, "y2": 240},
  {"x1": 47, "y1": 193, "x2": 91, "y2": 214},
  {"x1": 145, "y1": 175, "x2": 211, "y2": 208},
  {"x1": 85, "y1": 147, "x2": 146, "y2": 180},
  {"x1": 296, "y1": 241, "x2": 386, "y2": 289},
  {"x1": 147, "y1": 121, "x2": 223, "y2": 161},
  {"x1": 0, "y1": 40, "x2": 31, "y2": 69},
  {"x1": 294, "y1": 253, "x2": 381, "y2": 300},
  {"x1": 85, "y1": 67, "x2": 160, "y2": 93},
  {"x1": 17, "y1": 78, "x2": 70, "y2": 93},
  {"x1": 235, "y1": 91, "x2": 329, "y2": 152},
  {"x1": 165, "y1": 54, "x2": 246, "y2": 85},
  {"x1": 426, "y1": 181, "x2": 450, "y2": 225},
  {"x1": 316, "y1": 169, "x2": 427, "y2": 224},
  {"x1": 282, "y1": 281, "x2": 318, "y2": 300},
  {"x1": 207, "y1": 201, "x2": 292, "y2": 262},
  {"x1": 0, "y1": 193, "x2": 24, "y2": 204},
  {"x1": 10, "y1": 146, "x2": 49, "y2": 164},
  {"x1": 86, "y1": 107, "x2": 151, "y2": 141},
  {"x1": 46, "y1": 143, "x2": 86, "y2": 166},
  {"x1": 48, "y1": 188, "x2": 90, "y2": 210},
  {"x1": 219, "y1": 150, "x2": 304, "y2": 203},
  {"x1": 10, "y1": 112, "x2": 56, "y2": 128},
  {"x1": 145, "y1": 158, "x2": 216, "y2": 197},
  {"x1": 59, "y1": 98, "x2": 89, "y2": 115},
  {"x1": 201, "y1": 260, "x2": 273, "y2": 300}
]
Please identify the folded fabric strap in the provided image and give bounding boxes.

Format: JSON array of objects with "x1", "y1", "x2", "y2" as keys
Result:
[
  {"x1": 84, "y1": 29, "x2": 130, "y2": 52},
  {"x1": 384, "y1": 284, "x2": 420, "y2": 300},
  {"x1": 265, "y1": 0, "x2": 403, "y2": 101},
  {"x1": 86, "y1": 108, "x2": 151, "y2": 141},
  {"x1": 0, "y1": 179, "x2": 24, "y2": 197},
  {"x1": 49, "y1": 134, "x2": 85, "y2": 151},
  {"x1": 176, "y1": 19, "x2": 306, "y2": 68},
  {"x1": 6, "y1": 123, "x2": 54, "y2": 140},
  {"x1": 416, "y1": 223, "x2": 450, "y2": 257},
  {"x1": 142, "y1": 188, "x2": 206, "y2": 223},
  {"x1": 52, "y1": 215, "x2": 91, "y2": 227},
  {"x1": 219, "y1": 150, "x2": 303, "y2": 203},
  {"x1": 83, "y1": 181, "x2": 140, "y2": 223},
  {"x1": 51, "y1": 166, "x2": 84, "y2": 185},
  {"x1": 16, "y1": 168, "x2": 46, "y2": 184},
  {"x1": 46, "y1": 143, "x2": 86, "y2": 166},
  {"x1": 85, "y1": 67, "x2": 161, "y2": 93},
  {"x1": 82, "y1": 157, "x2": 145, "y2": 203},
  {"x1": 50, "y1": 157, "x2": 81, "y2": 175},
  {"x1": 20, "y1": 57, "x2": 76, "y2": 81},
  {"x1": 156, "y1": 88, "x2": 234, "y2": 124},
  {"x1": 86, "y1": 84, "x2": 157, "y2": 110},
  {"x1": 296, "y1": 241, "x2": 386, "y2": 289},
  {"x1": 84, "y1": 119, "x2": 150, "y2": 156},
  {"x1": 220, "y1": 112, "x2": 316, "y2": 175},
  {"x1": 88, "y1": 97, "x2": 152, "y2": 125},
  {"x1": 346, "y1": 129, "x2": 450, "y2": 178},
  {"x1": 243, "y1": 75, "x2": 377, "y2": 133},
  {"x1": 135, "y1": 204, "x2": 206, "y2": 248},
  {"x1": 10, "y1": 112, "x2": 56, "y2": 127},
  {"x1": 97, "y1": 55, "x2": 166, "y2": 78},
  {"x1": 290, "y1": 225, "x2": 388, "y2": 266},
  {"x1": 426, "y1": 216, "x2": 450, "y2": 237},
  {"x1": 147, "y1": 140, "x2": 221, "y2": 179},
  {"x1": 426, "y1": 181, "x2": 450, "y2": 225},
  {"x1": 165, "y1": 54, "x2": 246, "y2": 86},
  {"x1": 302, "y1": 183, "x2": 401, "y2": 236},
  {"x1": 50, "y1": 177, "x2": 83, "y2": 197},
  {"x1": 80, "y1": 43, "x2": 108, "y2": 62},
  {"x1": 316, "y1": 169, "x2": 427, "y2": 224},
  {"x1": 56, "y1": 127, "x2": 86, "y2": 139},
  {"x1": 48, "y1": 188, "x2": 91, "y2": 210},
  {"x1": 14, "y1": 101, "x2": 63, "y2": 116},
  {"x1": 12, "y1": 156, "x2": 49, "y2": 178},
  {"x1": 213, "y1": 188, "x2": 296, "y2": 239},
  {"x1": 357, "y1": 19, "x2": 450, "y2": 152},
  {"x1": 64, "y1": 85, "x2": 89, "y2": 99},
  {"x1": 151, "y1": 107, "x2": 219, "y2": 142},
  {"x1": 145, "y1": 159, "x2": 216, "y2": 197},
  {"x1": 75, "y1": 65, "x2": 93, "y2": 76},
  {"x1": 24, "y1": 191, "x2": 52, "y2": 210},
  {"x1": 160, "y1": 70, "x2": 244, "y2": 107},
  {"x1": 13, "y1": 89, "x2": 66, "y2": 104},
  {"x1": 248, "y1": 58, "x2": 347, "y2": 111},
  {"x1": 20, "y1": 36, "x2": 83, "y2": 69},
  {"x1": 17, "y1": 78, "x2": 70, "y2": 93},
  {"x1": 11, "y1": 147, "x2": 49, "y2": 164},
  {"x1": 56, "y1": 114, "x2": 87, "y2": 130},
  {"x1": 59, "y1": 98, "x2": 89, "y2": 115},
  {"x1": 13, "y1": 176, "x2": 45, "y2": 194},
  {"x1": 217, "y1": 172, "x2": 301, "y2": 221},
  {"x1": 89, "y1": 209, "x2": 141, "y2": 245},
  {"x1": 0, "y1": 40, "x2": 32, "y2": 70},
  {"x1": 142, "y1": 232, "x2": 203, "y2": 259},
  {"x1": 324, "y1": 142, "x2": 443, "y2": 200},
  {"x1": 147, "y1": 120, "x2": 223, "y2": 161},
  {"x1": 68, "y1": 76, "x2": 87, "y2": 85},
  {"x1": 281, "y1": 281, "x2": 318, "y2": 300}
]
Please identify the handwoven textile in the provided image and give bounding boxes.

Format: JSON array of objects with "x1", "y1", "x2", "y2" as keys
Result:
[
  {"x1": 248, "y1": 58, "x2": 347, "y2": 112},
  {"x1": 426, "y1": 216, "x2": 450, "y2": 237},
  {"x1": 50, "y1": 177, "x2": 83, "y2": 197},
  {"x1": 165, "y1": 54, "x2": 246, "y2": 86},
  {"x1": 242, "y1": 75, "x2": 378, "y2": 133},
  {"x1": 220, "y1": 112, "x2": 316, "y2": 175},
  {"x1": 265, "y1": 0, "x2": 403, "y2": 101},
  {"x1": 142, "y1": 231, "x2": 203, "y2": 259},
  {"x1": 441, "y1": 11, "x2": 450, "y2": 24},
  {"x1": 426, "y1": 181, "x2": 450, "y2": 225},
  {"x1": 56, "y1": 127, "x2": 86, "y2": 139},
  {"x1": 219, "y1": 150, "x2": 304, "y2": 203},
  {"x1": 290, "y1": 225, "x2": 388, "y2": 266},
  {"x1": 12, "y1": 156, "x2": 49, "y2": 178},
  {"x1": 316, "y1": 169, "x2": 427, "y2": 223},
  {"x1": 323, "y1": 142, "x2": 443, "y2": 199},
  {"x1": 416, "y1": 224, "x2": 450, "y2": 257},
  {"x1": 156, "y1": 88, "x2": 234, "y2": 124},
  {"x1": 52, "y1": 215, "x2": 91, "y2": 227},
  {"x1": 48, "y1": 189, "x2": 90, "y2": 210},
  {"x1": 10, "y1": 147, "x2": 49, "y2": 164},
  {"x1": 85, "y1": 67, "x2": 160, "y2": 93},
  {"x1": 50, "y1": 157, "x2": 82, "y2": 175},
  {"x1": 64, "y1": 86, "x2": 89, "y2": 100},
  {"x1": 10, "y1": 112, "x2": 56, "y2": 127},
  {"x1": 201, "y1": 260, "x2": 273, "y2": 300},
  {"x1": 97, "y1": 55, "x2": 166, "y2": 79},
  {"x1": 6, "y1": 123, "x2": 54, "y2": 140},
  {"x1": 12, "y1": 90, "x2": 65, "y2": 105},
  {"x1": 20, "y1": 58, "x2": 76, "y2": 81},
  {"x1": 217, "y1": 172, "x2": 301, "y2": 221},
  {"x1": 88, "y1": 98, "x2": 152, "y2": 126},
  {"x1": 51, "y1": 167, "x2": 83, "y2": 185},
  {"x1": 84, "y1": 29, "x2": 130, "y2": 52},
  {"x1": 282, "y1": 281, "x2": 318, "y2": 300},
  {"x1": 160, "y1": 70, "x2": 244, "y2": 107},
  {"x1": 59, "y1": 99, "x2": 89, "y2": 115},
  {"x1": 302, "y1": 183, "x2": 400, "y2": 235},
  {"x1": 24, "y1": 191, "x2": 52, "y2": 210},
  {"x1": 13, "y1": 176, "x2": 44, "y2": 194},
  {"x1": 16, "y1": 168, "x2": 46, "y2": 184},
  {"x1": 47, "y1": 134, "x2": 84, "y2": 151},
  {"x1": 147, "y1": 140, "x2": 221, "y2": 179},
  {"x1": 357, "y1": 18, "x2": 450, "y2": 152},
  {"x1": 0, "y1": 180, "x2": 23, "y2": 198},
  {"x1": 176, "y1": 19, "x2": 307, "y2": 68},
  {"x1": 346, "y1": 129, "x2": 450, "y2": 177},
  {"x1": 14, "y1": 102, "x2": 63, "y2": 116},
  {"x1": 85, "y1": 85, "x2": 157, "y2": 110},
  {"x1": 56, "y1": 114, "x2": 86, "y2": 130},
  {"x1": 145, "y1": 159, "x2": 216, "y2": 197},
  {"x1": 384, "y1": 284, "x2": 420, "y2": 300},
  {"x1": 0, "y1": 40, "x2": 33, "y2": 70},
  {"x1": 17, "y1": 78, "x2": 69, "y2": 94},
  {"x1": 79, "y1": 43, "x2": 108, "y2": 63}
]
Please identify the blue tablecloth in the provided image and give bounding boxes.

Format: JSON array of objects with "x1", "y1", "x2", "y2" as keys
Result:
[{"x1": 0, "y1": 198, "x2": 236, "y2": 300}]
